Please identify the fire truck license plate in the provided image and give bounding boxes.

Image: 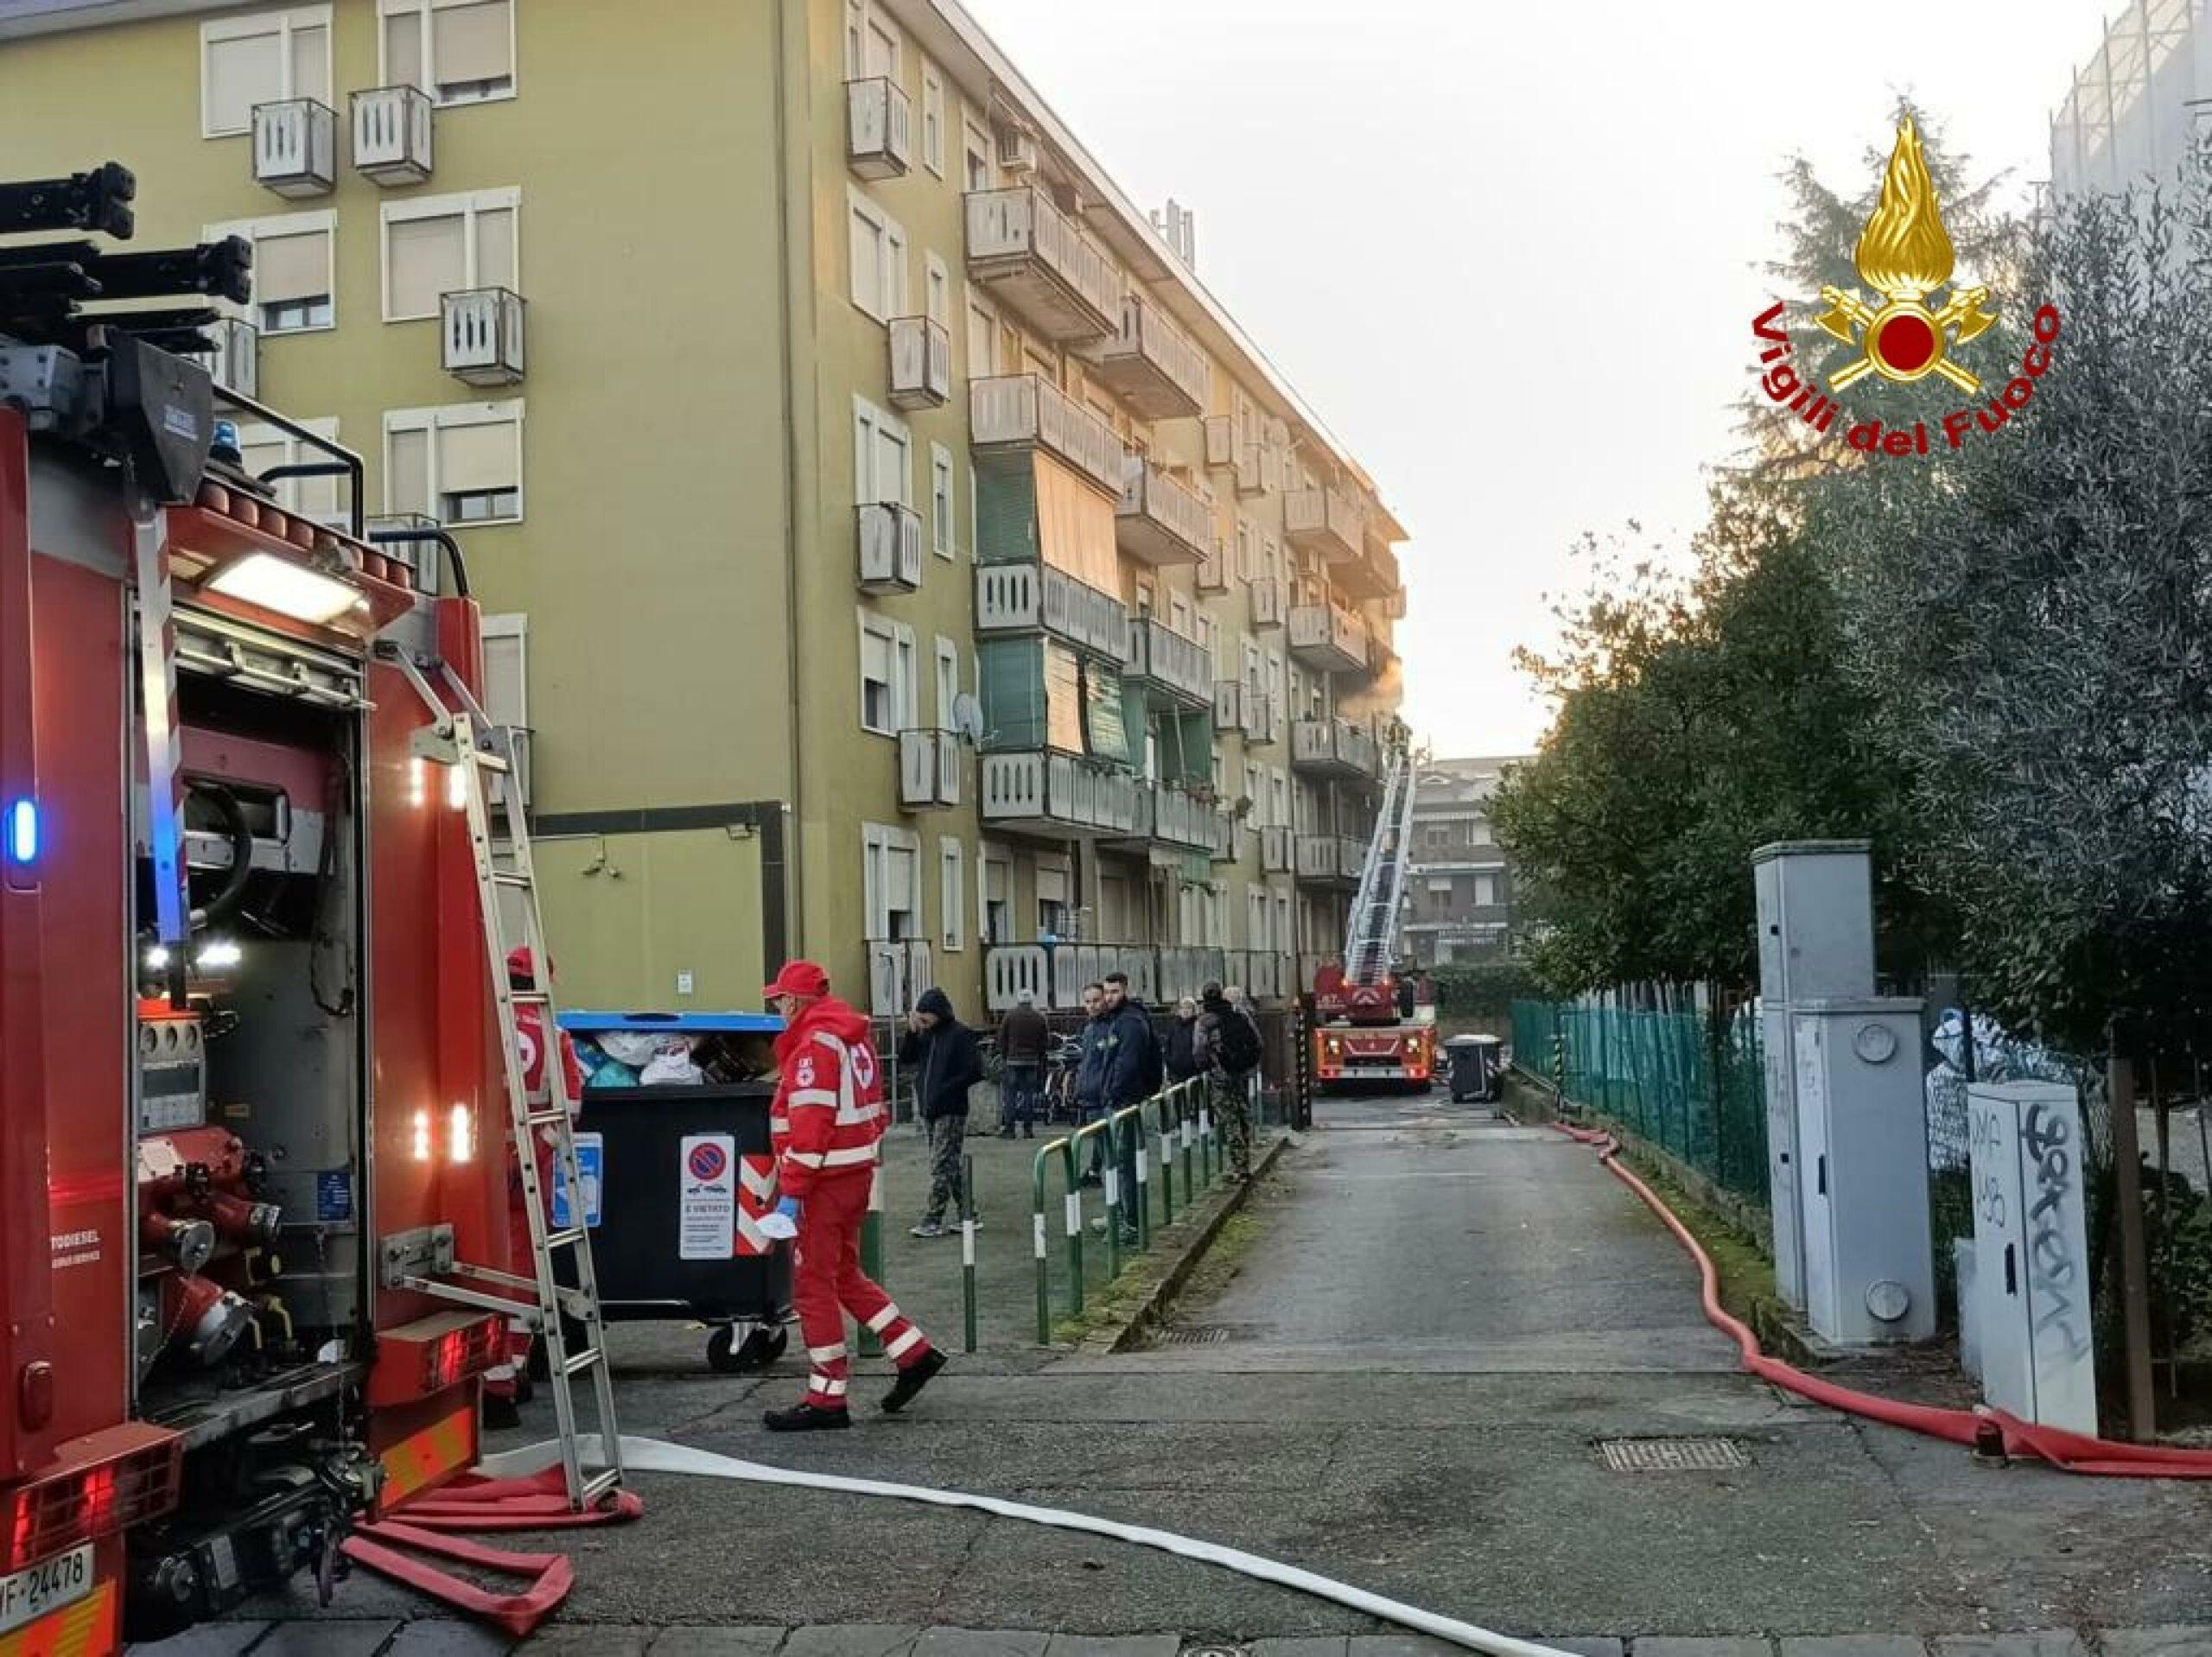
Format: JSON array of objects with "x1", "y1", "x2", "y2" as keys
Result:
[{"x1": 0, "y1": 1545, "x2": 92, "y2": 1635}]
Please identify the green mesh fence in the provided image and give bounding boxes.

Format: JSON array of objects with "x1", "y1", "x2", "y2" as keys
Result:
[{"x1": 1511, "y1": 999, "x2": 1770, "y2": 1204}]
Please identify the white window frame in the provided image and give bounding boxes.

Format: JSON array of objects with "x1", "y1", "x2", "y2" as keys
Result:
[
  {"x1": 381, "y1": 398, "x2": 525, "y2": 526},
  {"x1": 847, "y1": 187, "x2": 908, "y2": 325},
  {"x1": 379, "y1": 186, "x2": 521, "y2": 322},
  {"x1": 925, "y1": 252, "x2": 950, "y2": 327},
  {"x1": 933, "y1": 635, "x2": 959, "y2": 729},
  {"x1": 921, "y1": 67, "x2": 946, "y2": 176},
  {"x1": 862, "y1": 822, "x2": 923, "y2": 942},
  {"x1": 963, "y1": 111, "x2": 993, "y2": 192},
  {"x1": 201, "y1": 6, "x2": 332, "y2": 139},
  {"x1": 852, "y1": 395, "x2": 912, "y2": 507},
  {"x1": 846, "y1": 0, "x2": 902, "y2": 78},
  {"x1": 203, "y1": 210, "x2": 339, "y2": 336},
  {"x1": 858, "y1": 612, "x2": 918, "y2": 738},
  {"x1": 930, "y1": 443, "x2": 954, "y2": 561},
  {"x1": 939, "y1": 839, "x2": 964, "y2": 953},
  {"x1": 378, "y1": 0, "x2": 519, "y2": 107}
]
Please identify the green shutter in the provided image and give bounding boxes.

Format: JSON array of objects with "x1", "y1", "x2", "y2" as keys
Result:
[
  {"x1": 1084, "y1": 661, "x2": 1130, "y2": 765},
  {"x1": 973, "y1": 456, "x2": 1038, "y2": 565},
  {"x1": 1159, "y1": 710, "x2": 1212, "y2": 786},
  {"x1": 979, "y1": 638, "x2": 1044, "y2": 751}
]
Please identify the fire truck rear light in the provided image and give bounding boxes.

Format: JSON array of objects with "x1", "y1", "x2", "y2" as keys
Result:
[
  {"x1": 411, "y1": 1108, "x2": 432, "y2": 1162},
  {"x1": 448, "y1": 1104, "x2": 474, "y2": 1163},
  {"x1": 445, "y1": 763, "x2": 467, "y2": 811},
  {"x1": 194, "y1": 938, "x2": 242, "y2": 970},
  {"x1": 4, "y1": 798, "x2": 36, "y2": 865},
  {"x1": 0, "y1": 1430, "x2": 181, "y2": 1571},
  {"x1": 205, "y1": 552, "x2": 361, "y2": 625}
]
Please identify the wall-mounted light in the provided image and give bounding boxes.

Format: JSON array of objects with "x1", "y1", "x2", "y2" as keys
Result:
[{"x1": 204, "y1": 552, "x2": 361, "y2": 625}]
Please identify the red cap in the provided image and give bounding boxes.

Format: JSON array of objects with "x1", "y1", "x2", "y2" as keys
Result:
[
  {"x1": 762, "y1": 960, "x2": 829, "y2": 1000},
  {"x1": 507, "y1": 945, "x2": 540, "y2": 980}
]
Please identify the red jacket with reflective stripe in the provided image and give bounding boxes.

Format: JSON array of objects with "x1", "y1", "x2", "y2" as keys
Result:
[{"x1": 770, "y1": 995, "x2": 886, "y2": 1197}]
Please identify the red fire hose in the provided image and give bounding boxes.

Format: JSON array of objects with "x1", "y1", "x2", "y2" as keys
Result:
[{"x1": 1553, "y1": 1120, "x2": 2212, "y2": 1477}]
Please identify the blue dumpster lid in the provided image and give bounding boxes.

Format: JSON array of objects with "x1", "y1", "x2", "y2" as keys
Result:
[{"x1": 558, "y1": 1009, "x2": 785, "y2": 1034}]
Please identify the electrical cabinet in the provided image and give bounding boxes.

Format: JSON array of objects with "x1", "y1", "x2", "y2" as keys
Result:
[
  {"x1": 1792, "y1": 998, "x2": 1936, "y2": 1345},
  {"x1": 1965, "y1": 1081, "x2": 2096, "y2": 1433}
]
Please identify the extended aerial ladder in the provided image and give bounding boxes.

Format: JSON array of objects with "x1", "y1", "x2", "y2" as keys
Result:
[{"x1": 1342, "y1": 734, "x2": 1420, "y2": 987}]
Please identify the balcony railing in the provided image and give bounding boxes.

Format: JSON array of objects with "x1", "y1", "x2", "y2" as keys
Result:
[
  {"x1": 441, "y1": 287, "x2": 525, "y2": 385},
  {"x1": 1250, "y1": 575, "x2": 1286, "y2": 631},
  {"x1": 1259, "y1": 823, "x2": 1294, "y2": 874},
  {"x1": 1292, "y1": 717, "x2": 1381, "y2": 780},
  {"x1": 970, "y1": 374, "x2": 1127, "y2": 498},
  {"x1": 846, "y1": 77, "x2": 912, "y2": 179},
  {"x1": 1116, "y1": 460, "x2": 1209, "y2": 568},
  {"x1": 1128, "y1": 617, "x2": 1213, "y2": 708},
  {"x1": 980, "y1": 750, "x2": 1143, "y2": 839},
  {"x1": 195, "y1": 314, "x2": 257, "y2": 400},
  {"x1": 984, "y1": 941, "x2": 1171, "y2": 1013},
  {"x1": 867, "y1": 937, "x2": 933, "y2": 1018},
  {"x1": 974, "y1": 562, "x2": 1128, "y2": 659},
  {"x1": 351, "y1": 85, "x2": 432, "y2": 184},
  {"x1": 1139, "y1": 782, "x2": 1227, "y2": 855},
  {"x1": 1297, "y1": 834, "x2": 1365, "y2": 885},
  {"x1": 964, "y1": 187, "x2": 1120, "y2": 341},
  {"x1": 858, "y1": 501, "x2": 923, "y2": 594},
  {"x1": 1215, "y1": 682, "x2": 1280, "y2": 746},
  {"x1": 899, "y1": 728, "x2": 962, "y2": 810},
  {"x1": 1094, "y1": 295, "x2": 1209, "y2": 419},
  {"x1": 251, "y1": 98, "x2": 336, "y2": 196},
  {"x1": 1332, "y1": 546, "x2": 1396, "y2": 602},
  {"x1": 888, "y1": 315, "x2": 950, "y2": 410},
  {"x1": 1286, "y1": 486, "x2": 1365, "y2": 563},
  {"x1": 1287, "y1": 602, "x2": 1369, "y2": 676}
]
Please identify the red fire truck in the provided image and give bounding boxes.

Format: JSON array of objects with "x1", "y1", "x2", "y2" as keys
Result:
[{"x1": 0, "y1": 164, "x2": 518, "y2": 1652}]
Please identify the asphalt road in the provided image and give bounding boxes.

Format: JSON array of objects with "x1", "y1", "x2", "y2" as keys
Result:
[{"x1": 234, "y1": 1088, "x2": 2212, "y2": 1647}]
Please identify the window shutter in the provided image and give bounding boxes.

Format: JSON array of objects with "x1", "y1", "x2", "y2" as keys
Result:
[
  {"x1": 482, "y1": 622, "x2": 527, "y2": 727},
  {"x1": 236, "y1": 429, "x2": 289, "y2": 487},
  {"x1": 432, "y1": 0, "x2": 511, "y2": 86},
  {"x1": 289, "y1": 22, "x2": 329, "y2": 102},
  {"x1": 860, "y1": 625, "x2": 891, "y2": 688},
  {"x1": 255, "y1": 229, "x2": 327, "y2": 304},
  {"x1": 1044, "y1": 644, "x2": 1083, "y2": 753},
  {"x1": 1082, "y1": 662, "x2": 1128, "y2": 765},
  {"x1": 437, "y1": 419, "x2": 516, "y2": 494},
  {"x1": 475, "y1": 205, "x2": 516, "y2": 290},
  {"x1": 384, "y1": 11, "x2": 425, "y2": 90},
  {"x1": 388, "y1": 214, "x2": 467, "y2": 317},
  {"x1": 984, "y1": 860, "x2": 1008, "y2": 904},
  {"x1": 972, "y1": 458, "x2": 1035, "y2": 565},
  {"x1": 386, "y1": 427, "x2": 431, "y2": 517},
  {"x1": 1035, "y1": 867, "x2": 1067, "y2": 905},
  {"x1": 207, "y1": 31, "x2": 283, "y2": 133},
  {"x1": 885, "y1": 845, "x2": 918, "y2": 917}
]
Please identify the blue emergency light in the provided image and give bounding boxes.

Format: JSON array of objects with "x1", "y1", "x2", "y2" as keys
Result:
[{"x1": 4, "y1": 798, "x2": 36, "y2": 866}]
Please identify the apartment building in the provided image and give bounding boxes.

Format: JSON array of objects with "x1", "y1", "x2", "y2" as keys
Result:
[
  {"x1": 0, "y1": 0, "x2": 1410, "y2": 1018},
  {"x1": 2051, "y1": 0, "x2": 2203, "y2": 199},
  {"x1": 1401, "y1": 756, "x2": 1528, "y2": 968}
]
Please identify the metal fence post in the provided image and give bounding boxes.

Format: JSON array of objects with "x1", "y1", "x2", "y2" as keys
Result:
[
  {"x1": 1031, "y1": 1141, "x2": 1054, "y2": 1345},
  {"x1": 961, "y1": 1152, "x2": 977, "y2": 1355},
  {"x1": 1131, "y1": 1103, "x2": 1152, "y2": 1250},
  {"x1": 1062, "y1": 1136, "x2": 1084, "y2": 1317},
  {"x1": 1156, "y1": 1093, "x2": 1177, "y2": 1227},
  {"x1": 1103, "y1": 1114, "x2": 1124, "y2": 1280}
]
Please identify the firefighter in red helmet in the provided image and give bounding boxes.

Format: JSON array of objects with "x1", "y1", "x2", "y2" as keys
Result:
[
  {"x1": 485, "y1": 944, "x2": 586, "y2": 1429},
  {"x1": 761, "y1": 960, "x2": 946, "y2": 1430}
]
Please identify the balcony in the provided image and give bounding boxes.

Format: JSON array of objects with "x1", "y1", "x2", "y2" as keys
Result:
[
  {"x1": 1250, "y1": 575, "x2": 1286, "y2": 631},
  {"x1": 1332, "y1": 545, "x2": 1396, "y2": 602},
  {"x1": 964, "y1": 187, "x2": 1120, "y2": 342},
  {"x1": 974, "y1": 562, "x2": 1128, "y2": 659},
  {"x1": 1366, "y1": 633, "x2": 1400, "y2": 685},
  {"x1": 1203, "y1": 416, "x2": 1234, "y2": 469},
  {"x1": 1293, "y1": 717, "x2": 1382, "y2": 781},
  {"x1": 1259, "y1": 824, "x2": 1294, "y2": 874},
  {"x1": 1105, "y1": 782, "x2": 1227, "y2": 857},
  {"x1": 857, "y1": 501, "x2": 922, "y2": 594},
  {"x1": 251, "y1": 98, "x2": 336, "y2": 197},
  {"x1": 1128, "y1": 617, "x2": 1213, "y2": 709},
  {"x1": 866, "y1": 937, "x2": 933, "y2": 1018},
  {"x1": 1094, "y1": 295, "x2": 1209, "y2": 419},
  {"x1": 351, "y1": 85, "x2": 432, "y2": 185},
  {"x1": 970, "y1": 375, "x2": 1127, "y2": 498},
  {"x1": 1287, "y1": 602, "x2": 1368, "y2": 676},
  {"x1": 1297, "y1": 834, "x2": 1364, "y2": 886},
  {"x1": 441, "y1": 288, "x2": 525, "y2": 386},
  {"x1": 1286, "y1": 486, "x2": 1364, "y2": 564},
  {"x1": 984, "y1": 941, "x2": 1165, "y2": 1013},
  {"x1": 888, "y1": 316, "x2": 950, "y2": 411},
  {"x1": 1156, "y1": 945, "x2": 1230, "y2": 1006},
  {"x1": 194, "y1": 314, "x2": 257, "y2": 400},
  {"x1": 1215, "y1": 682, "x2": 1280, "y2": 746},
  {"x1": 980, "y1": 751, "x2": 1143, "y2": 840},
  {"x1": 846, "y1": 77, "x2": 912, "y2": 179},
  {"x1": 1115, "y1": 460, "x2": 1209, "y2": 568},
  {"x1": 899, "y1": 728, "x2": 962, "y2": 810}
]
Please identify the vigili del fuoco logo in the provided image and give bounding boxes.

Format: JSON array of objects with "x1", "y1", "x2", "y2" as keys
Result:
[{"x1": 1751, "y1": 117, "x2": 2061, "y2": 456}]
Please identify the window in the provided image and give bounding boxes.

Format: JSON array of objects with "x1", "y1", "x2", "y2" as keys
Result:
[
  {"x1": 848, "y1": 188, "x2": 907, "y2": 323},
  {"x1": 1235, "y1": 518, "x2": 1253, "y2": 583},
  {"x1": 921, "y1": 69, "x2": 945, "y2": 176},
  {"x1": 480, "y1": 612, "x2": 529, "y2": 803},
  {"x1": 963, "y1": 116, "x2": 993, "y2": 191},
  {"x1": 925, "y1": 254, "x2": 950, "y2": 327},
  {"x1": 939, "y1": 840, "x2": 964, "y2": 952},
  {"x1": 853, "y1": 397, "x2": 912, "y2": 506},
  {"x1": 380, "y1": 0, "x2": 515, "y2": 105},
  {"x1": 205, "y1": 212, "x2": 336, "y2": 335},
  {"x1": 1471, "y1": 819, "x2": 1494, "y2": 846},
  {"x1": 862, "y1": 823, "x2": 921, "y2": 942},
  {"x1": 848, "y1": 3, "x2": 900, "y2": 77},
  {"x1": 202, "y1": 7, "x2": 330, "y2": 138},
  {"x1": 964, "y1": 291, "x2": 996, "y2": 379},
  {"x1": 1243, "y1": 762, "x2": 1262, "y2": 818},
  {"x1": 234, "y1": 416, "x2": 343, "y2": 522},
  {"x1": 931, "y1": 445, "x2": 954, "y2": 560},
  {"x1": 1036, "y1": 864, "x2": 1069, "y2": 938},
  {"x1": 1195, "y1": 614, "x2": 1215, "y2": 670},
  {"x1": 381, "y1": 187, "x2": 518, "y2": 321},
  {"x1": 934, "y1": 636, "x2": 958, "y2": 728},
  {"x1": 383, "y1": 401, "x2": 524, "y2": 524},
  {"x1": 858, "y1": 613, "x2": 917, "y2": 736},
  {"x1": 980, "y1": 849, "x2": 1009, "y2": 946},
  {"x1": 1472, "y1": 873, "x2": 1500, "y2": 908}
]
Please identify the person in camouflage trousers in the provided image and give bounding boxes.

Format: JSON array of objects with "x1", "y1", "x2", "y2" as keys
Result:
[
  {"x1": 898, "y1": 987, "x2": 982, "y2": 1237},
  {"x1": 1196, "y1": 981, "x2": 1262, "y2": 1180}
]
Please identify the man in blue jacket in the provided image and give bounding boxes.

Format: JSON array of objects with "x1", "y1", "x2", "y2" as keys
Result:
[
  {"x1": 1072, "y1": 981, "x2": 1113, "y2": 1188},
  {"x1": 1094, "y1": 972, "x2": 1160, "y2": 1245}
]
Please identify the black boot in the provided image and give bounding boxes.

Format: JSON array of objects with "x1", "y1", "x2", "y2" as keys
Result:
[
  {"x1": 763, "y1": 1401, "x2": 852, "y2": 1432},
  {"x1": 881, "y1": 1348, "x2": 948, "y2": 1414}
]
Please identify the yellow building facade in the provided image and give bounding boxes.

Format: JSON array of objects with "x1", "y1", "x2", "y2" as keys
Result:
[{"x1": 0, "y1": 0, "x2": 1409, "y2": 1021}]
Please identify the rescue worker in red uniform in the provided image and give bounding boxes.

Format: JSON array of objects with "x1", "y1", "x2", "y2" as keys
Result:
[
  {"x1": 762, "y1": 960, "x2": 947, "y2": 1432},
  {"x1": 485, "y1": 944, "x2": 585, "y2": 1429}
]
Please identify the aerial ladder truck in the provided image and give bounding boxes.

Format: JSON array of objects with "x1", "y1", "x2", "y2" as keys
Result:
[{"x1": 0, "y1": 163, "x2": 618, "y2": 1655}]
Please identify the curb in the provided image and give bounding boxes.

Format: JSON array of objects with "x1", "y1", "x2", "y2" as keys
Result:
[{"x1": 1090, "y1": 1129, "x2": 1294, "y2": 1355}]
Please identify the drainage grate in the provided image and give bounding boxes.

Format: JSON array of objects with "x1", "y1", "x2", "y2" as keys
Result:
[
  {"x1": 1596, "y1": 1436, "x2": 1750, "y2": 1472},
  {"x1": 1157, "y1": 1324, "x2": 1249, "y2": 1345},
  {"x1": 1182, "y1": 1647, "x2": 1249, "y2": 1657}
]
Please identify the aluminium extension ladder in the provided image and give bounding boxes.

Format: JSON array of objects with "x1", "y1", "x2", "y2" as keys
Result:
[
  {"x1": 378, "y1": 642, "x2": 624, "y2": 1511},
  {"x1": 1341, "y1": 739, "x2": 1418, "y2": 989}
]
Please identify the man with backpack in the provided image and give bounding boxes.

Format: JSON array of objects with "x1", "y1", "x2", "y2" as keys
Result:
[{"x1": 1197, "y1": 981, "x2": 1264, "y2": 1182}]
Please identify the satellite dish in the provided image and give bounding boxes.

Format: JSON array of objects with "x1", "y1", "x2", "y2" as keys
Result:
[{"x1": 950, "y1": 693, "x2": 986, "y2": 744}]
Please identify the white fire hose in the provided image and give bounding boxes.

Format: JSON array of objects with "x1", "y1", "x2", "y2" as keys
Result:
[{"x1": 479, "y1": 1435, "x2": 1573, "y2": 1657}]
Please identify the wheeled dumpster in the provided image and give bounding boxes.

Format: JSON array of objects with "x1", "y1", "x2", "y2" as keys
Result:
[
  {"x1": 552, "y1": 1011, "x2": 792, "y2": 1373},
  {"x1": 1444, "y1": 1033, "x2": 1504, "y2": 1103}
]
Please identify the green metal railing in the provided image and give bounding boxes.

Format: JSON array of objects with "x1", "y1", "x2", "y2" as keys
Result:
[{"x1": 1030, "y1": 1077, "x2": 1223, "y2": 1343}]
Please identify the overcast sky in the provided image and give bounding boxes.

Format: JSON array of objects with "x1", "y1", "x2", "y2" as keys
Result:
[{"x1": 962, "y1": 0, "x2": 2107, "y2": 757}]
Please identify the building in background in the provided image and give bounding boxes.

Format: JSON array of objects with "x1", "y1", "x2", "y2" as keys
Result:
[
  {"x1": 2051, "y1": 0, "x2": 2202, "y2": 199},
  {"x1": 1401, "y1": 756, "x2": 1529, "y2": 968},
  {"x1": 0, "y1": 0, "x2": 1409, "y2": 1017}
]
